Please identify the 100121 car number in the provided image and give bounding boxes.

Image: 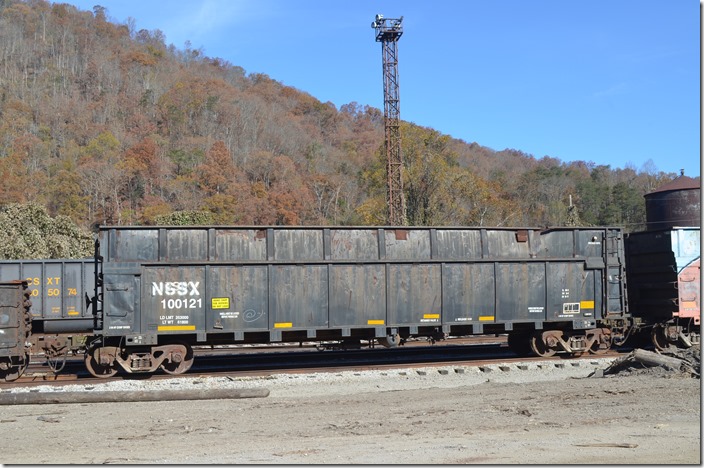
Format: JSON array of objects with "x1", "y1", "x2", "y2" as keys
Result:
[{"x1": 160, "y1": 298, "x2": 203, "y2": 310}]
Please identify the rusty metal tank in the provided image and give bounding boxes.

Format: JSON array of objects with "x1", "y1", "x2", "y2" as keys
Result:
[{"x1": 644, "y1": 172, "x2": 700, "y2": 230}]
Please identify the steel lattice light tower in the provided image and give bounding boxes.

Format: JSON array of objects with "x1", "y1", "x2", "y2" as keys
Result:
[{"x1": 372, "y1": 14, "x2": 407, "y2": 226}]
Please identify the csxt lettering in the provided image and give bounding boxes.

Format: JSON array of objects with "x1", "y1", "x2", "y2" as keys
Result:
[{"x1": 151, "y1": 282, "x2": 200, "y2": 296}]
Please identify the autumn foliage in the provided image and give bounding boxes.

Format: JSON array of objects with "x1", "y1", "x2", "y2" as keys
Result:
[{"x1": 0, "y1": 0, "x2": 688, "y2": 236}]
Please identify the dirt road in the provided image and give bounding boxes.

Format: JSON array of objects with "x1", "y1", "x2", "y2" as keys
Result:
[{"x1": 0, "y1": 358, "x2": 699, "y2": 464}]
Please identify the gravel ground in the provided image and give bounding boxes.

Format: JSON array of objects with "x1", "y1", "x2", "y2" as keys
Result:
[{"x1": 0, "y1": 356, "x2": 700, "y2": 464}]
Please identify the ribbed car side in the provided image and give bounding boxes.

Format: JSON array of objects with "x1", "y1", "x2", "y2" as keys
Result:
[{"x1": 84, "y1": 226, "x2": 630, "y2": 378}]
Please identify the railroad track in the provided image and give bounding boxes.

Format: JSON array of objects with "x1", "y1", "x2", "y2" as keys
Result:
[{"x1": 6, "y1": 336, "x2": 629, "y2": 389}]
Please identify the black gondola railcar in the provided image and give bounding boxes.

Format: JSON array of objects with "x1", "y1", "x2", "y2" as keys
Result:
[
  {"x1": 0, "y1": 259, "x2": 94, "y2": 368},
  {"x1": 625, "y1": 227, "x2": 700, "y2": 349},
  {"x1": 0, "y1": 281, "x2": 32, "y2": 381},
  {"x1": 85, "y1": 225, "x2": 630, "y2": 377}
]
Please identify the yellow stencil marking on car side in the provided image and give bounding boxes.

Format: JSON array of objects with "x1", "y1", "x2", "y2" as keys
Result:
[
  {"x1": 423, "y1": 314, "x2": 440, "y2": 319},
  {"x1": 367, "y1": 319, "x2": 385, "y2": 325},
  {"x1": 580, "y1": 300, "x2": 595, "y2": 309},
  {"x1": 158, "y1": 325, "x2": 196, "y2": 331},
  {"x1": 478, "y1": 316, "x2": 494, "y2": 322},
  {"x1": 211, "y1": 298, "x2": 230, "y2": 309},
  {"x1": 274, "y1": 322, "x2": 293, "y2": 328}
]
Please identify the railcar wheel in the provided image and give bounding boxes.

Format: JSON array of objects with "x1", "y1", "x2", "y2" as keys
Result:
[
  {"x1": 589, "y1": 342, "x2": 610, "y2": 355},
  {"x1": 588, "y1": 330, "x2": 612, "y2": 355},
  {"x1": 0, "y1": 355, "x2": 29, "y2": 382},
  {"x1": 0, "y1": 368, "x2": 20, "y2": 382},
  {"x1": 160, "y1": 345, "x2": 194, "y2": 375},
  {"x1": 85, "y1": 347, "x2": 118, "y2": 378},
  {"x1": 530, "y1": 332, "x2": 557, "y2": 358},
  {"x1": 651, "y1": 325, "x2": 675, "y2": 352},
  {"x1": 378, "y1": 334, "x2": 401, "y2": 348}
]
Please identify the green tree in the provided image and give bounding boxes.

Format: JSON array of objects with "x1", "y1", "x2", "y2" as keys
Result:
[
  {"x1": 154, "y1": 210, "x2": 215, "y2": 226},
  {"x1": 0, "y1": 203, "x2": 93, "y2": 259}
]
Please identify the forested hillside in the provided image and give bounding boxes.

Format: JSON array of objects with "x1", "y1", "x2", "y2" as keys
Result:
[{"x1": 0, "y1": 0, "x2": 685, "y2": 235}]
